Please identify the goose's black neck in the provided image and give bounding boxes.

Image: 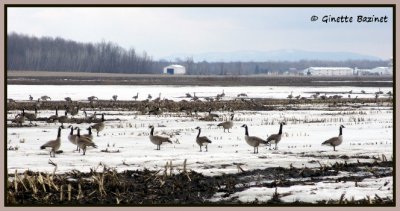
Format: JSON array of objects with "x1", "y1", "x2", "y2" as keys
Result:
[
  {"x1": 279, "y1": 123, "x2": 283, "y2": 135},
  {"x1": 197, "y1": 129, "x2": 201, "y2": 137},
  {"x1": 57, "y1": 127, "x2": 62, "y2": 138},
  {"x1": 244, "y1": 126, "x2": 249, "y2": 136},
  {"x1": 150, "y1": 127, "x2": 154, "y2": 136},
  {"x1": 77, "y1": 128, "x2": 81, "y2": 137},
  {"x1": 69, "y1": 127, "x2": 74, "y2": 135},
  {"x1": 55, "y1": 108, "x2": 58, "y2": 115},
  {"x1": 88, "y1": 127, "x2": 92, "y2": 135},
  {"x1": 230, "y1": 114, "x2": 234, "y2": 121},
  {"x1": 101, "y1": 114, "x2": 105, "y2": 122},
  {"x1": 339, "y1": 127, "x2": 343, "y2": 136}
]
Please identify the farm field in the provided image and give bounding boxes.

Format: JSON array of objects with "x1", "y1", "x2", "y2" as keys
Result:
[{"x1": 6, "y1": 85, "x2": 393, "y2": 205}]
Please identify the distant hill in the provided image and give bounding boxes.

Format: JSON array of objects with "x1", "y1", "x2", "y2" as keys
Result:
[{"x1": 161, "y1": 49, "x2": 383, "y2": 62}]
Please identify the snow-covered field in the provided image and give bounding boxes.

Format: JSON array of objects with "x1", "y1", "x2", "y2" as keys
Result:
[
  {"x1": 7, "y1": 85, "x2": 392, "y2": 101},
  {"x1": 6, "y1": 84, "x2": 393, "y2": 203}
]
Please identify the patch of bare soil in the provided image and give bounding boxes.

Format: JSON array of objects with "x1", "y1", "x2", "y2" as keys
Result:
[{"x1": 6, "y1": 159, "x2": 393, "y2": 205}]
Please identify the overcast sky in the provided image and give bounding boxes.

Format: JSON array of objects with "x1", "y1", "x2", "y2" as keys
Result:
[{"x1": 7, "y1": 7, "x2": 393, "y2": 59}]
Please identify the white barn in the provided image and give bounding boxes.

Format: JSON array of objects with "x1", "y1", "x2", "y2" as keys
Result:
[
  {"x1": 370, "y1": 67, "x2": 392, "y2": 75},
  {"x1": 163, "y1": 65, "x2": 186, "y2": 75},
  {"x1": 304, "y1": 67, "x2": 354, "y2": 76},
  {"x1": 355, "y1": 67, "x2": 393, "y2": 76}
]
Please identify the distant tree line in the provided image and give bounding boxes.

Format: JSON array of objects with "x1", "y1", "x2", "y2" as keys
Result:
[
  {"x1": 7, "y1": 33, "x2": 161, "y2": 73},
  {"x1": 8, "y1": 33, "x2": 389, "y2": 75}
]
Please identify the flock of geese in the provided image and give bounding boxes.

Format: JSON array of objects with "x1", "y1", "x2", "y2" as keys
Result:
[
  {"x1": 39, "y1": 114, "x2": 105, "y2": 157},
  {"x1": 10, "y1": 92, "x2": 351, "y2": 157},
  {"x1": 36, "y1": 109, "x2": 345, "y2": 157}
]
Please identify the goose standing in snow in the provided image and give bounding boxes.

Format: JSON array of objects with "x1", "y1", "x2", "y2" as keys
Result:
[
  {"x1": 58, "y1": 111, "x2": 69, "y2": 128},
  {"x1": 217, "y1": 113, "x2": 234, "y2": 132},
  {"x1": 76, "y1": 128, "x2": 97, "y2": 155},
  {"x1": 40, "y1": 126, "x2": 63, "y2": 157},
  {"x1": 67, "y1": 125, "x2": 79, "y2": 151},
  {"x1": 322, "y1": 125, "x2": 345, "y2": 151},
  {"x1": 47, "y1": 107, "x2": 59, "y2": 122},
  {"x1": 12, "y1": 113, "x2": 26, "y2": 126},
  {"x1": 24, "y1": 108, "x2": 38, "y2": 124},
  {"x1": 41, "y1": 95, "x2": 51, "y2": 101},
  {"x1": 132, "y1": 93, "x2": 139, "y2": 101},
  {"x1": 65, "y1": 97, "x2": 72, "y2": 103},
  {"x1": 266, "y1": 122, "x2": 286, "y2": 150},
  {"x1": 241, "y1": 124, "x2": 268, "y2": 154},
  {"x1": 287, "y1": 91, "x2": 293, "y2": 99},
  {"x1": 195, "y1": 126, "x2": 212, "y2": 152},
  {"x1": 82, "y1": 126, "x2": 94, "y2": 141},
  {"x1": 149, "y1": 125, "x2": 172, "y2": 150},
  {"x1": 91, "y1": 113, "x2": 105, "y2": 136},
  {"x1": 207, "y1": 108, "x2": 219, "y2": 119}
]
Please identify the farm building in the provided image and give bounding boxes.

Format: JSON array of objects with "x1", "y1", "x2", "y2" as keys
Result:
[
  {"x1": 163, "y1": 65, "x2": 186, "y2": 75},
  {"x1": 304, "y1": 67, "x2": 354, "y2": 76},
  {"x1": 355, "y1": 67, "x2": 393, "y2": 76}
]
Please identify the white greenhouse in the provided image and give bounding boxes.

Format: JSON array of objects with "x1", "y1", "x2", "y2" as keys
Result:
[
  {"x1": 304, "y1": 67, "x2": 354, "y2": 76},
  {"x1": 163, "y1": 65, "x2": 186, "y2": 75}
]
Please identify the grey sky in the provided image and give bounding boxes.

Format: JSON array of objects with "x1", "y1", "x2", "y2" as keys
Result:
[{"x1": 7, "y1": 7, "x2": 393, "y2": 59}]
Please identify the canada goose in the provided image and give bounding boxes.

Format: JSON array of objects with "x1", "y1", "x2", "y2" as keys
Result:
[
  {"x1": 40, "y1": 126, "x2": 63, "y2": 157},
  {"x1": 149, "y1": 125, "x2": 172, "y2": 150},
  {"x1": 208, "y1": 108, "x2": 219, "y2": 118},
  {"x1": 287, "y1": 91, "x2": 293, "y2": 99},
  {"x1": 29, "y1": 95, "x2": 33, "y2": 101},
  {"x1": 67, "y1": 125, "x2": 79, "y2": 151},
  {"x1": 266, "y1": 122, "x2": 286, "y2": 150},
  {"x1": 148, "y1": 94, "x2": 152, "y2": 100},
  {"x1": 148, "y1": 107, "x2": 162, "y2": 116},
  {"x1": 76, "y1": 128, "x2": 97, "y2": 155},
  {"x1": 24, "y1": 108, "x2": 38, "y2": 124},
  {"x1": 41, "y1": 95, "x2": 51, "y2": 101},
  {"x1": 191, "y1": 92, "x2": 199, "y2": 101},
  {"x1": 70, "y1": 107, "x2": 79, "y2": 116},
  {"x1": 91, "y1": 113, "x2": 105, "y2": 136},
  {"x1": 217, "y1": 114, "x2": 234, "y2": 132},
  {"x1": 241, "y1": 124, "x2": 268, "y2": 154},
  {"x1": 153, "y1": 93, "x2": 161, "y2": 101},
  {"x1": 88, "y1": 96, "x2": 98, "y2": 101},
  {"x1": 83, "y1": 126, "x2": 94, "y2": 141},
  {"x1": 12, "y1": 113, "x2": 26, "y2": 126},
  {"x1": 217, "y1": 90, "x2": 225, "y2": 98},
  {"x1": 65, "y1": 97, "x2": 72, "y2": 103},
  {"x1": 58, "y1": 111, "x2": 69, "y2": 127},
  {"x1": 132, "y1": 93, "x2": 139, "y2": 101},
  {"x1": 84, "y1": 111, "x2": 97, "y2": 123},
  {"x1": 375, "y1": 88, "x2": 383, "y2": 95},
  {"x1": 195, "y1": 127, "x2": 212, "y2": 152},
  {"x1": 35, "y1": 98, "x2": 42, "y2": 109},
  {"x1": 322, "y1": 125, "x2": 345, "y2": 151},
  {"x1": 48, "y1": 107, "x2": 59, "y2": 122},
  {"x1": 112, "y1": 95, "x2": 118, "y2": 101}
]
